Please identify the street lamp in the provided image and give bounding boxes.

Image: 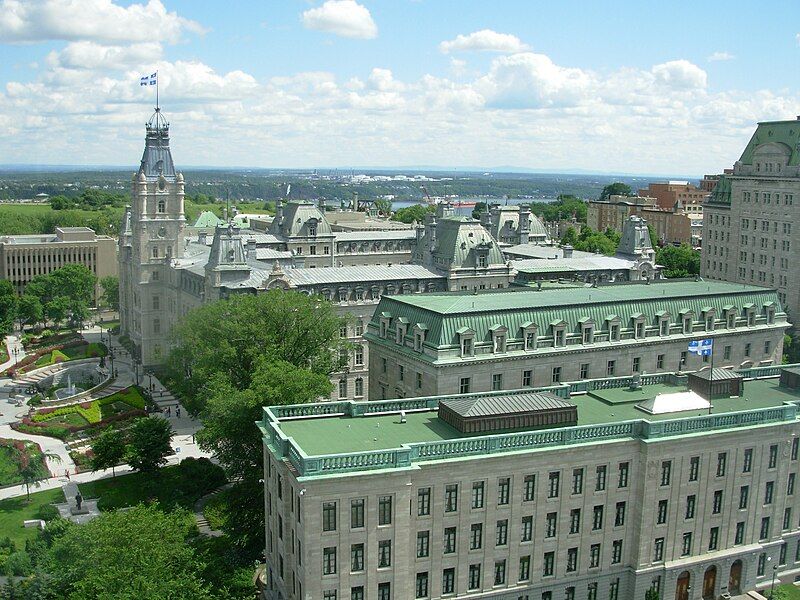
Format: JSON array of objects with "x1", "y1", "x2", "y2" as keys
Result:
[{"x1": 770, "y1": 564, "x2": 778, "y2": 599}]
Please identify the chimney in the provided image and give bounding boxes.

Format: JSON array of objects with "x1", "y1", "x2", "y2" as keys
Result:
[
  {"x1": 222, "y1": 207, "x2": 228, "y2": 222},
  {"x1": 198, "y1": 231, "x2": 208, "y2": 245},
  {"x1": 519, "y1": 203, "x2": 531, "y2": 244},
  {"x1": 563, "y1": 245, "x2": 573, "y2": 259},
  {"x1": 246, "y1": 237, "x2": 256, "y2": 258},
  {"x1": 276, "y1": 198, "x2": 284, "y2": 223}
]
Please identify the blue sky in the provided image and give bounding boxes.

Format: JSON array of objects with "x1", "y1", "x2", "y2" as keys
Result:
[{"x1": 1, "y1": 0, "x2": 798, "y2": 175}]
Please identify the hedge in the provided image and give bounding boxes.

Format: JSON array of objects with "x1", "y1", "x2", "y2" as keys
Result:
[{"x1": 14, "y1": 409, "x2": 147, "y2": 441}]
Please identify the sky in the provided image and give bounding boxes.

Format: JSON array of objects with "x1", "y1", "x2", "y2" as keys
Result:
[{"x1": 0, "y1": 0, "x2": 799, "y2": 176}]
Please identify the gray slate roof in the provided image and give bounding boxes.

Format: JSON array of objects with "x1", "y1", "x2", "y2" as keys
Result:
[
  {"x1": 440, "y1": 392, "x2": 574, "y2": 418},
  {"x1": 283, "y1": 264, "x2": 440, "y2": 286}
]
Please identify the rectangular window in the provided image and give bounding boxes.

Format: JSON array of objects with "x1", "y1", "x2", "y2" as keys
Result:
[
  {"x1": 657, "y1": 353, "x2": 665, "y2": 369},
  {"x1": 378, "y1": 540, "x2": 391, "y2": 568},
  {"x1": 495, "y1": 519, "x2": 508, "y2": 546},
  {"x1": 469, "y1": 523, "x2": 483, "y2": 550},
  {"x1": 543, "y1": 551, "x2": 554, "y2": 577},
  {"x1": 615, "y1": 502, "x2": 626, "y2": 527},
  {"x1": 491, "y1": 373, "x2": 502, "y2": 390},
  {"x1": 471, "y1": 481, "x2": 484, "y2": 509},
  {"x1": 417, "y1": 488, "x2": 431, "y2": 517},
  {"x1": 415, "y1": 572, "x2": 428, "y2": 599},
  {"x1": 443, "y1": 527, "x2": 456, "y2": 554},
  {"x1": 468, "y1": 564, "x2": 481, "y2": 590},
  {"x1": 657, "y1": 499, "x2": 668, "y2": 524},
  {"x1": 442, "y1": 568, "x2": 455, "y2": 594},
  {"x1": 793, "y1": 438, "x2": 799, "y2": 461},
  {"x1": 445, "y1": 484, "x2": 458, "y2": 513},
  {"x1": 618, "y1": 462, "x2": 629, "y2": 488},
  {"x1": 588, "y1": 582, "x2": 598, "y2": 600},
  {"x1": 661, "y1": 461, "x2": 672, "y2": 486},
  {"x1": 735, "y1": 522, "x2": 745, "y2": 545},
  {"x1": 607, "y1": 360, "x2": 616, "y2": 376},
  {"x1": 323, "y1": 501, "x2": 337, "y2": 532},
  {"x1": 592, "y1": 505, "x2": 603, "y2": 530},
  {"x1": 743, "y1": 448, "x2": 753, "y2": 473},
  {"x1": 522, "y1": 516, "x2": 533, "y2": 542},
  {"x1": 612, "y1": 539, "x2": 623, "y2": 564},
  {"x1": 689, "y1": 456, "x2": 699, "y2": 482},
  {"x1": 522, "y1": 369, "x2": 532, "y2": 386},
  {"x1": 580, "y1": 363, "x2": 589, "y2": 379},
  {"x1": 459, "y1": 377, "x2": 470, "y2": 394},
  {"x1": 713, "y1": 490, "x2": 723, "y2": 513},
  {"x1": 416, "y1": 531, "x2": 429, "y2": 558},
  {"x1": 378, "y1": 583, "x2": 390, "y2": 600},
  {"x1": 546, "y1": 512, "x2": 557, "y2": 538},
  {"x1": 572, "y1": 468, "x2": 584, "y2": 495},
  {"x1": 519, "y1": 555, "x2": 530, "y2": 582},
  {"x1": 498, "y1": 477, "x2": 510, "y2": 505},
  {"x1": 789, "y1": 473, "x2": 796, "y2": 496},
  {"x1": 758, "y1": 553, "x2": 766, "y2": 577},
  {"x1": 548, "y1": 471, "x2": 560, "y2": 498},
  {"x1": 323, "y1": 547, "x2": 337, "y2": 575},
  {"x1": 524, "y1": 474, "x2": 536, "y2": 501},
  {"x1": 596, "y1": 465, "x2": 607, "y2": 491},
  {"x1": 765, "y1": 481, "x2": 774, "y2": 505},
  {"x1": 784, "y1": 508, "x2": 792, "y2": 531},
  {"x1": 378, "y1": 496, "x2": 392, "y2": 525},
  {"x1": 351, "y1": 544, "x2": 364, "y2": 572},
  {"x1": 566, "y1": 587, "x2": 576, "y2": 600},
  {"x1": 709, "y1": 527, "x2": 719, "y2": 551},
  {"x1": 654, "y1": 537, "x2": 664, "y2": 562},
  {"x1": 769, "y1": 444, "x2": 778, "y2": 469},
  {"x1": 633, "y1": 356, "x2": 641, "y2": 372},
  {"x1": 740, "y1": 485, "x2": 749, "y2": 509},
  {"x1": 567, "y1": 548, "x2": 578, "y2": 572},
  {"x1": 681, "y1": 532, "x2": 692, "y2": 556},
  {"x1": 716, "y1": 452, "x2": 727, "y2": 477},
  {"x1": 494, "y1": 560, "x2": 506, "y2": 586},
  {"x1": 590, "y1": 543, "x2": 601, "y2": 567},
  {"x1": 686, "y1": 494, "x2": 696, "y2": 519},
  {"x1": 760, "y1": 516, "x2": 771, "y2": 540},
  {"x1": 780, "y1": 542, "x2": 788, "y2": 566},
  {"x1": 324, "y1": 592, "x2": 336, "y2": 600},
  {"x1": 570, "y1": 508, "x2": 581, "y2": 534}
]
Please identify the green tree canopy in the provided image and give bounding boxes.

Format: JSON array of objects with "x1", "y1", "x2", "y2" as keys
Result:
[
  {"x1": 599, "y1": 182, "x2": 632, "y2": 201},
  {"x1": 560, "y1": 226, "x2": 578, "y2": 246},
  {"x1": 0, "y1": 279, "x2": 18, "y2": 335},
  {"x1": 655, "y1": 244, "x2": 701, "y2": 278},
  {"x1": 471, "y1": 201, "x2": 488, "y2": 220},
  {"x1": 90, "y1": 428, "x2": 126, "y2": 477},
  {"x1": 17, "y1": 294, "x2": 43, "y2": 329},
  {"x1": 391, "y1": 203, "x2": 434, "y2": 224},
  {"x1": 125, "y1": 417, "x2": 173, "y2": 474},
  {"x1": 48, "y1": 504, "x2": 212, "y2": 600},
  {"x1": 99, "y1": 276, "x2": 119, "y2": 311}
]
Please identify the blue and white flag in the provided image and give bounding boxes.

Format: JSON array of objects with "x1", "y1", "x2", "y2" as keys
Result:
[
  {"x1": 140, "y1": 72, "x2": 157, "y2": 86},
  {"x1": 688, "y1": 339, "x2": 713, "y2": 356}
]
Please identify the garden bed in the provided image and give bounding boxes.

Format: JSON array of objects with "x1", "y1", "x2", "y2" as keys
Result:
[
  {"x1": 4, "y1": 339, "x2": 107, "y2": 378},
  {"x1": 0, "y1": 439, "x2": 49, "y2": 487}
]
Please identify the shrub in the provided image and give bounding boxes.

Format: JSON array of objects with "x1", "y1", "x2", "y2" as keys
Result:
[
  {"x1": 38, "y1": 504, "x2": 61, "y2": 521},
  {"x1": 4, "y1": 550, "x2": 33, "y2": 576}
]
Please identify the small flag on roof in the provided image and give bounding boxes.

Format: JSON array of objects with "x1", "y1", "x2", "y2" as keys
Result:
[
  {"x1": 140, "y1": 72, "x2": 157, "y2": 86},
  {"x1": 688, "y1": 339, "x2": 713, "y2": 356}
]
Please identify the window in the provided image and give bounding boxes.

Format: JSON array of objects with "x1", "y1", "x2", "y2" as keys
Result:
[
  {"x1": 461, "y1": 337, "x2": 473, "y2": 357},
  {"x1": 654, "y1": 538, "x2": 664, "y2": 562},
  {"x1": 569, "y1": 508, "x2": 581, "y2": 534},
  {"x1": 588, "y1": 582, "x2": 598, "y2": 600},
  {"x1": 566, "y1": 587, "x2": 576, "y2": 600},
  {"x1": 789, "y1": 473, "x2": 796, "y2": 496},
  {"x1": 618, "y1": 462, "x2": 629, "y2": 488},
  {"x1": 739, "y1": 485, "x2": 749, "y2": 509},
  {"x1": 743, "y1": 448, "x2": 753, "y2": 473},
  {"x1": 657, "y1": 354, "x2": 665, "y2": 369},
  {"x1": 758, "y1": 553, "x2": 766, "y2": 576},
  {"x1": 354, "y1": 378, "x2": 364, "y2": 397},
  {"x1": 661, "y1": 461, "x2": 672, "y2": 486},
  {"x1": 524, "y1": 475, "x2": 535, "y2": 501},
  {"x1": 784, "y1": 508, "x2": 792, "y2": 531},
  {"x1": 551, "y1": 366, "x2": 561, "y2": 383},
  {"x1": 781, "y1": 542, "x2": 788, "y2": 566},
  {"x1": 494, "y1": 560, "x2": 506, "y2": 585},
  {"x1": 378, "y1": 583, "x2": 390, "y2": 600},
  {"x1": 681, "y1": 532, "x2": 692, "y2": 556},
  {"x1": 417, "y1": 488, "x2": 430, "y2": 516},
  {"x1": 354, "y1": 345, "x2": 363, "y2": 366},
  {"x1": 769, "y1": 444, "x2": 778, "y2": 469},
  {"x1": 610, "y1": 579, "x2": 620, "y2": 600},
  {"x1": 632, "y1": 356, "x2": 641, "y2": 372},
  {"x1": 543, "y1": 552, "x2": 554, "y2": 577},
  {"x1": 378, "y1": 496, "x2": 392, "y2": 525},
  {"x1": 567, "y1": 548, "x2": 578, "y2": 572},
  {"x1": 323, "y1": 547, "x2": 337, "y2": 575},
  {"x1": 713, "y1": 490, "x2": 723, "y2": 513},
  {"x1": 378, "y1": 540, "x2": 391, "y2": 568},
  {"x1": 793, "y1": 438, "x2": 799, "y2": 461},
  {"x1": 415, "y1": 572, "x2": 428, "y2": 599},
  {"x1": 416, "y1": 531, "x2": 429, "y2": 558},
  {"x1": 351, "y1": 544, "x2": 364, "y2": 571},
  {"x1": 445, "y1": 484, "x2": 458, "y2": 512},
  {"x1": 689, "y1": 456, "x2": 699, "y2": 482},
  {"x1": 459, "y1": 377, "x2": 470, "y2": 394},
  {"x1": 495, "y1": 520, "x2": 508, "y2": 546},
  {"x1": 615, "y1": 502, "x2": 626, "y2": 527},
  {"x1": 519, "y1": 556, "x2": 530, "y2": 581},
  {"x1": 760, "y1": 516, "x2": 770, "y2": 540},
  {"x1": 468, "y1": 564, "x2": 481, "y2": 589},
  {"x1": 580, "y1": 363, "x2": 589, "y2": 379},
  {"x1": 590, "y1": 543, "x2": 601, "y2": 567},
  {"x1": 607, "y1": 360, "x2": 616, "y2": 376},
  {"x1": 765, "y1": 481, "x2": 774, "y2": 505},
  {"x1": 611, "y1": 539, "x2": 622, "y2": 564},
  {"x1": 724, "y1": 345, "x2": 731, "y2": 360},
  {"x1": 592, "y1": 505, "x2": 603, "y2": 530},
  {"x1": 765, "y1": 340, "x2": 772, "y2": 355},
  {"x1": 735, "y1": 522, "x2": 745, "y2": 545},
  {"x1": 398, "y1": 366, "x2": 405, "y2": 382},
  {"x1": 442, "y1": 568, "x2": 455, "y2": 594},
  {"x1": 548, "y1": 471, "x2": 560, "y2": 498},
  {"x1": 716, "y1": 452, "x2": 727, "y2": 477},
  {"x1": 469, "y1": 523, "x2": 483, "y2": 550},
  {"x1": 546, "y1": 512, "x2": 557, "y2": 537},
  {"x1": 324, "y1": 592, "x2": 336, "y2": 600},
  {"x1": 414, "y1": 373, "x2": 421, "y2": 390},
  {"x1": 472, "y1": 482, "x2": 484, "y2": 509},
  {"x1": 596, "y1": 466, "x2": 607, "y2": 491},
  {"x1": 709, "y1": 527, "x2": 719, "y2": 551},
  {"x1": 522, "y1": 516, "x2": 533, "y2": 541},
  {"x1": 522, "y1": 369, "x2": 532, "y2": 386},
  {"x1": 657, "y1": 499, "x2": 668, "y2": 524},
  {"x1": 338, "y1": 379, "x2": 347, "y2": 399},
  {"x1": 498, "y1": 477, "x2": 510, "y2": 505},
  {"x1": 492, "y1": 373, "x2": 502, "y2": 390},
  {"x1": 745, "y1": 342, "x2": 751, "y2": 357},
  {"x1": 572, "y1": 468, "x2": 584, "y2": 495},
  {"x1": 443, "y1": 527, "x2": 456, "y2": 554},
  {"x1": 323, "y1": 502, "x2": 337, "y2": 531}
]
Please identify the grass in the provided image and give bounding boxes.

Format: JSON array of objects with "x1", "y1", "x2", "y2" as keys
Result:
[
  {"x1": 33, "y1": 342, "x2": 107, "y2": 368},
  {"x1": 774, "y1": 585, "x2": 800, "y2": 599},
  {"x1": 0, "y1": 488, "x2": 65, "y2": 547},
  {"x1": 203, "y1": 488, "x2": 232, "y2": 531},
  {"x1": 32, "y1": 386, "x2": 146, "y2": 426}
]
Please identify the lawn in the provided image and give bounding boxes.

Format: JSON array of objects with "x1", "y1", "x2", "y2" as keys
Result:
[
  {"x1": 0, "y1": 488, "x2": 64, "y2": 547},
  {"x1": 33, "y1": 342, "x2": 107, "y2": 367},
  {"x1": 775, "y1": 584, "x2": 800, "y2": 599}
]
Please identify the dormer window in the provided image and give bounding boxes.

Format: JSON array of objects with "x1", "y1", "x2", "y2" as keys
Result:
[
  {"x1": 610, "y1": 324, "x2": 620, "y2": 341},
  {"x1": 579, "y1": 318, "x2": 594, "y2": 345},
  {"x1": 338, "y1": 289, "x2": 348, "y2": 303},
  {"x1": 765, "y1": 304, "x2": 776, "y2": 324},
  {"x1": 631, "y1": 314, "x2": 645, "y2": 339},
  {"x1": 657, "y1": 313, "x2": 670, "y2": 336},
  {"x1": 457, "y1": 327, "x2": 475, "y2": 357},
  {"x1": 478, "y1": 254, "x2": 487, "y2": 268},
  {"x1": 414, "y1": 329, "x2": 425, "y2": 352},
  {"x1": 683, "y1": 316, "x2": 692, "y2": 334},
  {"x1": 746, "y1": 308, "x2": 756, "y2": 327},
  {"x1": 550, "y1": 320, "x2": 567, "y2": 347},
  {"x1": 635, "y1": 322, "x2": 645, "y2": 339},
  {"x1": 522, "y1": 323, "x2": 537, "y2": 351},
  {"x1": 309, "y1": 226, "x2": 317, "y2": 236},
  {"x1": 725, "y1": 308, "x2": 737, "y2": 329},
  {"x1": 395, "y1": 319, "x2": 408, "y2": 345},
  {"x1": 379, "y1": 313, "x2": 392, "y2": 338},
  {"x1": 462, "y1": 337, "x2": 473, "y2": 356},
  {"x1": 702, "y1": 308, "x2": 716, "y2": 332}
]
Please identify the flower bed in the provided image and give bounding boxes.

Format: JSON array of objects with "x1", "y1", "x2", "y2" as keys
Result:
[
  {"x1": 4, "y1": 340, "x2": 107, "y2": 377},
  {"x1": 0, "y1": 439, "x2": 49, "y2": 487},
  {"x1": 22, "y1": 330, "x2": 80, "y2": 350}
]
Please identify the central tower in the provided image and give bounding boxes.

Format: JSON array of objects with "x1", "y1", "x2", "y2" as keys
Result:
[{"x1": 119, "y1": 108, "x2": 186, "y2": 366}]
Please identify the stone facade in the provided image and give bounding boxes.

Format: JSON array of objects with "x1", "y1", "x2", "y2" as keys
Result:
[
  {"x1": 588, "y1": 196, "x2": 693, "y2": 246},
  {"x1": 701, "y1": 118, "x2": 800, "y2": 320}
]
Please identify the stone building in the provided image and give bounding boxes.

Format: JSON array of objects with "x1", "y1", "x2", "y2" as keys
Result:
[
  {"x1": 588, "y1": 196, "x2": 693, "y2": 246},
  {"x1": 479, "y1": 204, "x2": 550, "y2": 245},
  {"x1": 260, "y1": 364, "x2": 800, "y2": 600},
  {"x1": 365, "y1": 279, "x2": 787, "y2": 400},
  {"x1": 0, "y1": 226, "x2": 117, "y2": 298},
  {"x1": 701, "y1": 117, "x2": 800, "y2": 320}
]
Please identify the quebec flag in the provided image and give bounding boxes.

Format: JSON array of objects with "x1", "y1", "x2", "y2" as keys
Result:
[
  {"x1": 140, "y1": 72, "x2": 157, "y2": 86},
  {"x1": 688, "y1": 339, "x2": 713, "y2": 356}
]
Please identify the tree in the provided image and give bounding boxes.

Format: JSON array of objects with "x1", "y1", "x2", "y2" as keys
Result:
[
  {"x1": 471, "y1": 201, "x2": 488, "y2": 220},
  {"x1": 90, "y1": 428, "x2": 126, "y2": 477},
  {"x1": 599, "y1": 182, "x2": 632, "y2": 201},
  {"x1": 47, "y1": 504, "x2": 212, "y2": 600},
  {"x1": 44, "y1": 297, "x2": 70, "y2": 328},
  {"x1": 373, "y1": 198, "x2": 392, "y2": 215},
  {"x1": 656, "y1": 244, "x2": 700, "y2": 278},
  {"x1": 0, "y1": 279, "x2": 17, "y2": 335},
  {"x1": 560, "y1": 226, "x2": 578, "y2": 246},
  {"x1": 18, "y1": 450, "x2": 60, "y2": 502},
  {"x1": 647, "y1": 223, "x2": 659, "y2": 248},
  {"x1": 125, "y1": 417, "x2": 173, "y2": 474},
  {"x1": 99, "y1": 276, "x2": 119, "y2": 311},
  {"x1": 391, "y1": 203, "x2": 433, "y2": 224},
  {"x1": 644, "y1": 588, "x2": 660, "y2": 600},
  {"x1": 17, "y1": 295, "x2": 43, "y2": 331}
]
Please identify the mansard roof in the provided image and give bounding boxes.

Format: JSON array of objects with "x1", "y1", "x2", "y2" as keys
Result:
[
  {"x1": 270, "y1": 201, "x2": 332, "y2": 237},
  {"x1": 433, "y1": 217, "x2": 506, "y2": 268},
  {"x1": 738, "y1": 119, "x2": 800, "y2": 167},
  {"x1": 138, "y1": 108, "x2": 176, "y2": 180}
]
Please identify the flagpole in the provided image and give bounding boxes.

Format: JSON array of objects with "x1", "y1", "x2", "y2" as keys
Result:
[
  {"x1": 708, "y1": 337, "x2": 714, "y2": 415},
  {"x1": 156, "y1": 70, "x2": 159, "y2": 111}
]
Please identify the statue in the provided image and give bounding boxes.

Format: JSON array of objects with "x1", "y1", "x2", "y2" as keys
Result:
[{"x1": 75, "y1": 492, "x2": 83, "y2": 510}]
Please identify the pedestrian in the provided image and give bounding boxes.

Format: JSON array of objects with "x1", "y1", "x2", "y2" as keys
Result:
[
  {"x1": 65, "y1": 469, "x2": 70, "y2": 480},
  {"x1": 166, "y1": 406, "x2": 171, "y2": 417},
  {"x1": 176, "y1": 406, "x2": 181, "y2": 418}
]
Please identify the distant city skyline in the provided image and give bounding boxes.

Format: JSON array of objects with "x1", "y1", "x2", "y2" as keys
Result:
[{"x1": 0, "y1": 0, "x2": 798, "y2": 175}]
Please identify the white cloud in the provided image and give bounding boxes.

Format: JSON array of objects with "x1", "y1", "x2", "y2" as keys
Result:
[
  {"x1": 0, "y1": 0, "x2": 204, "y2": 44},
  {"x1": 368, "y1": 68, "x2": 404, "y2": 92},
  {"x1": 440, "y1": 29, "x2": 529, "y2": 54},
  {"x1": 46, "y1": 41, "x2": 162, "y2": 71},
  {"x1": 651, "y1": 60, "x2": 707, "y2": 89},
  {"x1": 301, "y1": 0, "x2": 377, "y2": 39},
  {"x1": 707, "y1": 51, "x2": 735, "y2": 62}
]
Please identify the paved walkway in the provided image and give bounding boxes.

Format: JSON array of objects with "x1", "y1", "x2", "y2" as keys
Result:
[{"x1": 193, "y1": 482, "x2": 234, "y2": 537}]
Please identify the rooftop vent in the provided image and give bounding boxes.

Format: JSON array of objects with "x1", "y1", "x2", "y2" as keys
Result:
[{"x1": 438, "y1": 392, "x2": 577, "y2": 434}]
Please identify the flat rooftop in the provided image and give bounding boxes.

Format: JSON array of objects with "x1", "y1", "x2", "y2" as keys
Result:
[{"x1": 276, "y1": 376, "x2": 800, "y2": 457}]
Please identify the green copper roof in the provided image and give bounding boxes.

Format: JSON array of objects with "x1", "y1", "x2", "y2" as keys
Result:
[
  {"x1": 738, "y1": 119, "x2": 800, "y2": 166},
  {"x1": 368, "y1": 280, "x2": 783, "y2": 348},
  {"x1": 193, "y1": 210, "x2": 223, "y2": 228},
  {"x1": 707, "y1": 175, "x2": 731, "y2": 205}
]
